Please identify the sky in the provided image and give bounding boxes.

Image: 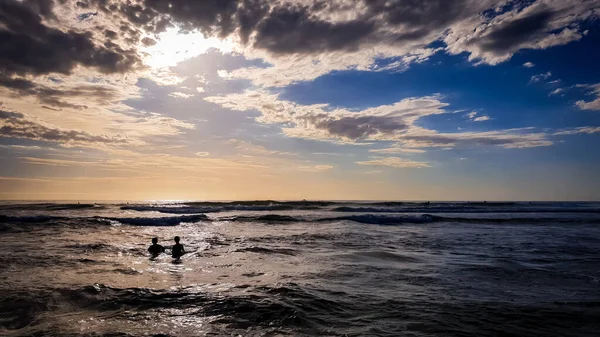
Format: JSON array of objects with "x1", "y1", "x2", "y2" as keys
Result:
[{"x1": 1, "y1": 0, "x2": 600, "y2": 201}]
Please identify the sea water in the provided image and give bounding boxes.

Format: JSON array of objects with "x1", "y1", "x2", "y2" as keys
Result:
[{"x1": 1, "y1": 201, "x2": 599, "y2": 336}]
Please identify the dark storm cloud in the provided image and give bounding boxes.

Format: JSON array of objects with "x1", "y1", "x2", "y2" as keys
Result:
[
  {"x1": 296, "y1": 113, "x2": 409, "y2": 140},
  {"x1": 253, "y1": 5, "x2": 376, "y2": 54},
  {"x1": 0, "y1": 77, "x2": 37, "y2": 91},
  {"x1": 316, "y1": 116, "x2": 408, "y2": 139},
  {"x1": 142, "y1": 0, "x2": 240, "y2": 35},
  {"x1": 399, "y1": 133, "x2": 551, "y2": 148},
  {"x1": 141, "y1": 37, "x2": 157, "y2": 46},
  {"x1": 477, "y1": 9, "x2": 555, "y2": 53},
  {"x1": 78, "y1": 0, "x2": 482, "y2": 55},
  {"x1": 62, "y1": 0, "x2": 596, "y2": 62},
  {"x1": 2, "y1": 75, "x2": 124, "y2": 110},
  {"x1": 104, "y1": 29, "x2": 118, "y2": 39},
  {"x1": 0, "y1": 0, "x2": 141, "y2": 89},
  {"x1": 2, "y1": 0, "x2": 594, "y2": 89},
  {"x1": 0, "y1": 109, "x2": 131, "y2": 145},
  {"x1": 0, "y1": 110, "x2": 25, "y2": 120},
  {"x1": 364, "y1": 0, "x2": 475, "y2": 28}
]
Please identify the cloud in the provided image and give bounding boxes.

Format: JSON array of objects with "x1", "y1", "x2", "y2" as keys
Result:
[
  {"x1": 0, "y1": 0, "x2": 142, "y2": 87},
  {"x1": 30, "y1": 0, "x2": 593, "y2": 89},
  {"x1": 357, "y1": 157, "x2": 431, "y2": 168},
  {"x1": 227, "y1": 139, "x2": 296, "y2": 157},
  {"x1": 169, "y1": 92, "x2": 194, "y2": 99},
  {"x1": 0, "y1": 109, "x2": 135, "y2": 146},
  {"x1": 523, "y1": 62, "x2": 535, "y2": 68},
  {"x1": 362, "y1": 170, "x2": 382, "y2": 174},
  {"x1": 206, "y1": 90, "x2": 448, "y2": 142},
  {"x1": 0, "y1": 76, "x2": 138, "y2": 111},
  {"x1": 0, "y1": 104, "x2": 195, "y2": 149},
  {"x1": 445, "y1": 1, "x2": 595, "y2": 65},
  {"x1": 531, "y1": 71, "x2": 552, "y2": 83},
  {"x1": 0, "y1": 144, "x2": 56, "y2": 151},
  {"x1": 369, "y1": 148, "x2": 426, "y2": 154},
  {"x1": 549, "y1": 88, "x2": 564, "y2": 96},
  {"x1": 473, "y1": 116, "x2": 491, "y2": 122},
  {"x1": 206, "y1": 90, "x2": 555, "y2": 149},
  {"x1": 195, "y1": 152, "x2": 210, "y2": 157},
  {"x1": 298, "y1": 164, "x2": 334, "y2": 172},
  {"x1": 575, "y1": 84, "x2": 600, "y2": 111},
  {"x1": 554, "y1": 127, "x2": 600, "y2": 135},
  {"x1": 466, "y1": 111, "x2": 491, "y2": 122}
]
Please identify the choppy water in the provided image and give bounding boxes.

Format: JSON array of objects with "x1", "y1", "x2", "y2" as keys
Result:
[{"x1": 1, "y1": 201, "x2": 600, "y2": 336}]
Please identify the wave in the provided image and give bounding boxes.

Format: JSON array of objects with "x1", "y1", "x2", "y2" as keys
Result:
[
  {"x1": 235, "y1": 246, "x2": 297, "y2": 255},
  {"x1": 103, "y1": 214, "x2": 209, "y2": 226},
  {"x1": 0, "y1": 214, "x2": 209, "y2": 230},
  {"x1": 0, "y1": 283, "x2": 336, "y2": 335},
  {"x1": 0, "y1": 203, "x2": 104, "y2": 211},
  {"x1": 121, "y1": 205, "x2": 221, "y2": 214},
  {"x1": 225, "y1": 214, "x2": 302, "y2": 222},
  {"x1": 0, "y1": 215, "x2": 66, "y2": 223},
  {"x1": 319, "y1": 214, "x2": 436, "y2": 225},
  {"x1": 317, "y1": 214, "x2": 600, "y2": 225},
  {"x1": 186, "y1": 200, "x2": 335, "y2": 207},
  {"x1": 2, "y1": 213, "x2": 599, "y2": 231},
  {"x1": 332, "y1": 206, "x2": 600, "y2": 213},
  {"x1": 121, "y1": 204, "x2": 321, "y2": 214}
]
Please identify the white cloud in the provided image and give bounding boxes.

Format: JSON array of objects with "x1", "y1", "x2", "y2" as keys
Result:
[
  {"x1": 0, "y1": 145, "x2": 56, "y2": 151},
  {"x1": 554, "y1": 127, "x2": 600, "y2": 135},
  {"x1": 206, "y1": 90, "x2": 554, "y2": 150},
  {"x1": 298, "y1": 164, "x2": 334, "y2": 172},
  {"x1": 523, "y1": 62, "x2": 535, "y2": 68},
  {"x1": 357, "y1": 157, "x2": 431, "y2": 169},
  {"x1": 467, "y1": 111, "x2": 491, "y2": 122},
  {"x1": 195, "y1": 152, "x2": 210, "y2": 157},
  {"x1": 169, "y1": 92, "x2": 194, "y2": 99},
  {"x1": 549, "y1": 88, "x2": 564, "y2": 96},
  {"x1": 369, "y1": 148, "x2": 426, "y2": 154},
  {"x1": 531, "y1": 72, "x2": 552, "y2": 83},
  {"x1": 444, "y1": 1, "x2": 594, "y2": 65},
  {"x1": 215, "y1": 0, "x2": 597, "y2": 87},
  {"x1": 473, "y1": 116, "x2": 491, "y2": 122},
  {"x1": 196, "y1": 87, "x2": 205, "y2": 93},
  {"x1": 362, "y1": 170, "x2": 382, "y2": 174},
  {"x1": 575, "y1": 84, "x2": 600, "y2": 111}
]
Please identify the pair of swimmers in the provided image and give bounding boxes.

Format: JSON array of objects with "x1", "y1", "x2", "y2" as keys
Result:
[{"x1": 148, "y1": 236, "x2": 185, "y2": 260}]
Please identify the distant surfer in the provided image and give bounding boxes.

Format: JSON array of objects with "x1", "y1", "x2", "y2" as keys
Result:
[
  {"x1": 171, "y1": 236, "x2": 185, "y2": 261},
  {"x1": 148, "y1": 237, "x2": 165, "y2": 257}
]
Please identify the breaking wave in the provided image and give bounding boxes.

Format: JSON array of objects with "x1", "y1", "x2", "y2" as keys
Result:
[
  {"x1": 121, "y1": 203, "x2": 322, "y2": 214},
  {"x1": 318, "y1": 214, "x2": 436, "y2": 225},
  {"x1": 103, "y1": 214, "x2": 209, "y2": 226},
  {"x1": 333, "y1": 206, "x2": 600, "y2": 213}
]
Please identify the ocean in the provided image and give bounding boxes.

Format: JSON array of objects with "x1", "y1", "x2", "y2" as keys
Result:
[{"x1": 1, "y1": 201, "x2": 599, "y2": 336}]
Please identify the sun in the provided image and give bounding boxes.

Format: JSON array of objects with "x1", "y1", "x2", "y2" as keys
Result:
[{"x1": 143, "y1": 27, "x2": 235, "y2": 69}]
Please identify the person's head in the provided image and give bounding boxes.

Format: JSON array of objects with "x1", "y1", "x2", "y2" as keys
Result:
[
  {"x1": 152, "y1": 237, "x2": 158, "y2": 244},
  {"x1": 174, "y1": 236, "x2": 180, "y2": 243}
]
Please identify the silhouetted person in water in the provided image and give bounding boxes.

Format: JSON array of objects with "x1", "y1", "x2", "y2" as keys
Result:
[
  {"x1": 171, "y1": 236, "x2": 185, "y2": 260},
  {"x1": 148, "y1": 237, "x2": 165, "y2": 257}
]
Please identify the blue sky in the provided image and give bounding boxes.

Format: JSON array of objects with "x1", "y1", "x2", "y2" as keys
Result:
[{"x1": 1, "y1": 0, "x2": 600, "y2": 200}]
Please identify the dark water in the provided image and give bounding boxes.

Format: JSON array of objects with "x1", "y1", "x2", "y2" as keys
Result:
[{"x1": 1, "y1": 201, "x2": 600, "y2": 336}]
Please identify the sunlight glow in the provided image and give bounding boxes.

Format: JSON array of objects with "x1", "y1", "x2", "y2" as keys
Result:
[{"x1": 143, "y1": 27, "x2": 235, "y2": 69}]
